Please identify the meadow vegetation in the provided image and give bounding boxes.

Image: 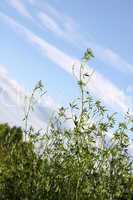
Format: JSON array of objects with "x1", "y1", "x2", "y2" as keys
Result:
[{"x1": 0, "y1": 49, "x2": 133, "y2": 199}]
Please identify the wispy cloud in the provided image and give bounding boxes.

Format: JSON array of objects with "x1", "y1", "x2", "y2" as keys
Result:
[
  {"x1": 38, "y1": 12, "x2": 63, "y2": 37},
  {"x1": 0, "y1": 12, "x2": 132, "y2": 113},
  {"x1": 38, "y1": 11, "x2": 78, "y2": 42},
  {"x1": 11, "y1": 1, "x2": 132, "y2": 76},
  {"x1": 0, "y1": 63, "x2": 56, "y2": 129},
  {"x1": 35, "y1": 2, "x2": 83, "y2": 47},
  {"x1": 94, "y1": 47, "x2": 133, "y2": 75},
  {"x1": 32, "y1": 2, "x2": 133, "y2": 76},
  {"x1": 7, "y1": 1, "x2": 133, "y2": 76},
  {"x1": 7, "y1": 0, "x2": 31, "y2": 18}
]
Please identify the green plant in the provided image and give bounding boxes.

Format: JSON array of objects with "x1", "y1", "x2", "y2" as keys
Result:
[{"x1": 0, "y1": 49, "x2": 133, "y2": 199}]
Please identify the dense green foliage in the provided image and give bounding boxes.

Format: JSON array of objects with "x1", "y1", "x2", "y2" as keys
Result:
[{"x1": 0, "y1": 49, "x2": 133, "y2": 199}]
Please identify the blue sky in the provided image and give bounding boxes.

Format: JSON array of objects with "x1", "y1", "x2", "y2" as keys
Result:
[{"x1": 0, "y1": 0, "x2": 133, "y2": 127}]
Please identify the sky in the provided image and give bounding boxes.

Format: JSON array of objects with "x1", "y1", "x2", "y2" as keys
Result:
[{"x1": 0, "y1": 0, "x2": 133, "y2": 128}]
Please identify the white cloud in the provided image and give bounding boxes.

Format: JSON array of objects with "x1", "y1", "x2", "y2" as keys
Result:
[
  {"x1": 38, "y1": 11, "x2": 78, "y2": 43},
  {"x1": 41, "y1": 2, "x2": 76, "y2": 32},
  {"x1": 0, "y1": 12, "x2": 132, "y2": 113},
  {"x1": 0, "y1": 65, "x2": 9, "y2": 79},
  {"x1": 34, "y1": 2, "x2": 133, "y2": 76},
  {"x1": 0, "y1": 62, "x2": 56, "y2": 129},
  {"x1": 35, "y1": 1, "x2": 64, "y2": 21},
  {"x1": 89, "y1": 71, "x2": 131, "y2": 112},
  {"x1": 10, "y1": 1, "x2": 133, "y2": 77},
  {"x1": 7, "y1": 0, "x2": 31, "y2": 18},
  {"x1": 95, "y1": 47, "x2": 133, "y2": 75},
  {"x1": 35, "y1": 2, "x2": 82, "y2": 46},
  {"x1": 38, "y1": 12, "x2": 63, "y2": 37}
]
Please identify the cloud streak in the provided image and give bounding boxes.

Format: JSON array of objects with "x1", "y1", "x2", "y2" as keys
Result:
[
  {"x1": 7, "y1": 1, "x2": 133, "y2": 76},
  {"x1": 7, "y1": 0, "x2": 31, "y2": 18},
  {"x1": 33, "y1": 2, "x2": 133, "y2": 76},
  {"x1": 94, "y1": 47, "x2": 133, "y2": 75},
  {"x1": 0, "y1": 63, "x2": 56, "y2": 129},
  {"x1": 0, "y1": 12, "x2": 132, "y2": 113},
  {"x1": 8, "y1": 1, "x2": 133, "y2": 76}
]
